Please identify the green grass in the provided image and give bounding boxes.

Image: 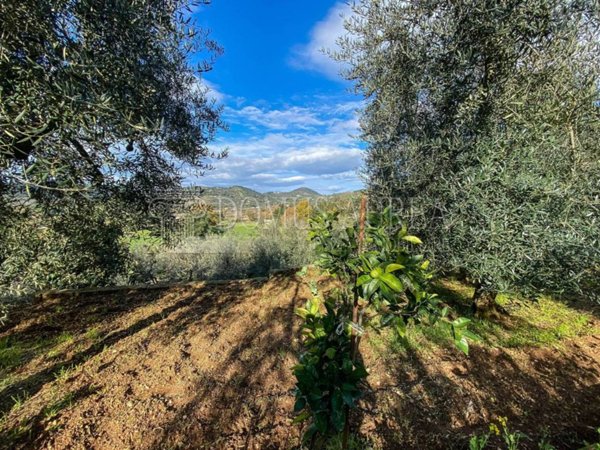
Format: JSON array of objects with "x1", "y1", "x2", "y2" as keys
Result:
[
  {"x1": 0, "y1": 373, "x2": 16, "y2": 392},
  {"x1": 0, "y1": 337, "x2": 23, "y2": 370},
  {"x1": 53, "y1": 364, "x2": 77, "y2": 383},
  {"x1": 0, "y1": 391, "x2": 30, "y2": 430},
  {"x1": 46, "y1": 332, "x2": 75, "y2": 359},
  {"x1": 84, "y1": 327, "x2": 102, "y2": 341},
  {"x1": 0, "y1": 332, "x2": 74, "y2": 369},
  {"x1": 3, "y1": 419, "x2": 33, "y2": 443},
  {"x1": 471, "y1": 296, "x2": 593, "y2": 348},
  {"x1": 42, "y1": 392, "x2": 75, "y2": 421},
  {"x1": 376, "y1": 277, "x2": 597, "y2": 355},
  {"x1": 9, "y1": 391, "x2": 30, "y2": 413},
  {"x1": 53, "y1": 332, "x2": 74, "y2": 345},
  {"x1": 227, "y1": 222, "x2": 259, "y2": 238}
]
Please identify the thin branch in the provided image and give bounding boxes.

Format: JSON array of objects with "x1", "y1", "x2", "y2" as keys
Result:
[
  {"x1": 68, "y1": 138, "x2": 104, "y2": 184},
  {"x1": 5, "y1": 174, "x2": 91, "y2": 192}
]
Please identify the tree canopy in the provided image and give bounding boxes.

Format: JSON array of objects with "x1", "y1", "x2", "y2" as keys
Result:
[
  {"x1": 337, "y1": 0, "x2": 600, "y2": 302},
  {"x1": 0, "y1": 0, "x2": 225, "y2": 202},
  {"x1": 0, "y1": 0, "x2": 226, "y2": 293}
]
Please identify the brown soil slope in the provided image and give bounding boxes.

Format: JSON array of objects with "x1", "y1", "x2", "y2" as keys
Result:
[{"x1": 0, "y1": 273, "x2": 598, "y2": 449}]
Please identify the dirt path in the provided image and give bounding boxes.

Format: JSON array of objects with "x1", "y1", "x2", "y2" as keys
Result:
[{"x1": 1, "y1": 273, "x2": 598, "y2": 449}]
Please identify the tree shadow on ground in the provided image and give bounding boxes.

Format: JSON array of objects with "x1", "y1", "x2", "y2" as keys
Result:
[
  {"x1": 143, "y1": 272, "x2": 306, "y2": 449},
  {"x1": 0, "y1": 279, "x2": 269, "y2": 422},
  {"x1": 1, "y1": 272, "x2": 308, "y2": 450},
  {"x1": 3, "y1": 270, "x2": 598, "y2": 450},
  {"x1": 356, "y1": 338, "x2": 600, "y2": 449},
  {"x1": 0, "y1": 289, "x2": 192, "y2": 415},
  {"x1": 431, "y1": 278, "x2": 599, "y2": 350},
  {"x1": 431, "y1": 276, "x2": 600, "y2": 321}
]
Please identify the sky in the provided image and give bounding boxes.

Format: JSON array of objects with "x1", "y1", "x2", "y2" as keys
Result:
[{"x1": 183, "y1": 1, "x2": 364, "y2": 194}]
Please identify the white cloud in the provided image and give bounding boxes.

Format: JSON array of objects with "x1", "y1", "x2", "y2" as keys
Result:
[
  {"x1": 192, "y1": 76, "x2": 225, "y2": 103},
  {"x1": 225, "y1": 105, "x2": 325, "y2": 130},
  {"x1": 182, "y1": 97, "x2": 365, "y2": 193},
  {"x1": 289, "y1": 2, "x2": 353, "y2": 80}
]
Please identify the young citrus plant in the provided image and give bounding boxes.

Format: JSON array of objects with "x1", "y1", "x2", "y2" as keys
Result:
[{"x1": 293, "y1": 204, "x2": 478, "y2": 447}]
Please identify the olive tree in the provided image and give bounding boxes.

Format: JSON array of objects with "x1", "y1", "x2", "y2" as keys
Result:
[
  {"x1": 337, "y1": 0, "x2": 600, "y2": 307},
  {"x1": 0, "y1": 0, "x2": 225, "y2": 291}
]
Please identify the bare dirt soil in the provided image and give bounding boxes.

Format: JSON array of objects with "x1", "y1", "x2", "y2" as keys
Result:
[{"x1": 1, "y1": 272, "x2": 599, "y2": 449}]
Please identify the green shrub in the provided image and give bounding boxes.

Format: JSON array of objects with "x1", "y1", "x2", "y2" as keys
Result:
[
  {"x1": 0, "y1": 197, "x2": 128, "y2": 295},
  {"x1": 293, "y1": 291, "x2": 366, "y2": 442},
  {"x1": 293, "y1": 207, "x2": 477, "y2": 445},
  {"x1": 126, "y1": 225, "x2": 314, "y2": 283},
  {"x1": 123, "y1": 230, "x2": 163, "y2": 254}
]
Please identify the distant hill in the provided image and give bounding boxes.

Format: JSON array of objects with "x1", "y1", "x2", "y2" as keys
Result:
[
  {"x1": 267, "y1": 187, "x2": 322, "y2": 198},
  {"x1": 179, "y1": 186, "x2": 361, "y2": 220},
  {"x1": 199, "y1": 186, "x2": 265, "y2": 201},
  {"x1": 187, "y1": 185, "x2": 329, "y2": 205}
]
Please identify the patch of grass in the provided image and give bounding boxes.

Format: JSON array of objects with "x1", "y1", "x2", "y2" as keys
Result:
[
  {"x1": 367, "y1": 326, "x2": 439, "y2": 359},
  {"x1": 227, "y1": 222, "x2": 259, "y2": 238},
  {"x1": 370, "y1": 278, "x2": 599, "y2": 356},
  {"x1": 477, "y1": 296, "x2": 594, "y2": 348},
  {"x1": 43, "y1": 392, "x2": 74, "y2": 421},
  {"x1": 430, "y1": 278, "x2": 596, "y2": 349},
  {"x1": 53, "y1": 332, "x2": 74, "y2": 346},
  {"x1": 0, "y1": 373, "x2": 16, "y2": 392},
  {"x1": 0, "y1": 337, "x2": 23, "y2": 370},
  {"x1": 53, "y1": 364, "x2": 77, "y2": 383},
  {"x1": 0, "y1": 334, "x2": 62, "y2": 370},
  {"x1": 0, "y1": 391, "x2": 30, "y2": 430},
  {"x1": 44, "y1": 332, "x2": 77, "y2": 359},
  {"x1": 9, "y1": 391, "x2": 30, "y2": 413},
  {"x1": 432, "y1": 278, "x2": 474, "y2": 305},
  {"x1": 3, "y1": 418, "x2": 33, "y2": 443},
  {"x1": 84, "y1": 327, "x2": 102, "y2": 341},
  {"x1": 46, "y1": 348, "x2": 63, "y2": 359}
]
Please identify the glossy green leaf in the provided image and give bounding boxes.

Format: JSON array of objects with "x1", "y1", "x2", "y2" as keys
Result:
[
  {"x1": 455, "y1": 336, "x2": 469, "y2": 355},
  {"x1": 295, "y1": 308, "x2": 309, "y2": 319},
  {"x1": 356, "y1": 274, "x2": 371, "y2": 286},
  {"x1": 292, "y1": 410, "x2": 310, "y2": 424},
  {"x1": 452, "y1": 317, "x2": 471, "y2": 329},
  {"x1": 395, "y1": 317, "x2": 407, "y2": 337},
  {"x1": 402, "y1": 235, "x2": 423, "y2": 244},
  {"x1": 363, "y1": 278, "x2": 379, "y2": 299},
  {"x1": 379, "y1": 272, "x2": 403, "y2": 292},
  {"x1": 370, "y1": 266, "x2": 384, "y2": 279},
  {"x1": 385, "y1": 263, "x2": 405, "y2": 273}
]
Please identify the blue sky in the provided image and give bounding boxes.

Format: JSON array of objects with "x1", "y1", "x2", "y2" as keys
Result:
[{"x1": 183, "y1": 1, "x2": 364, "y2": 194}]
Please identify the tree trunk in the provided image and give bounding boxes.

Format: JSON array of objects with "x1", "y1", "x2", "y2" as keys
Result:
[{"x1": 471, "y1": 283, "x2": 505, "y2": 318}]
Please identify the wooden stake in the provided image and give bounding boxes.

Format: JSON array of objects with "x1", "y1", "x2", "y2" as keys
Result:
[
  {"x1": 343, "y1": 193, "x2": 368, "y2": 449},
  {"x1": 358, "y1": 194, "x2": 367, "y2": 253}
]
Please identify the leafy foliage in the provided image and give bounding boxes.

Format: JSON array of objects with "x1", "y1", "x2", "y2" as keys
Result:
[
  {"x1": 0, "y1": 0, "x2": 225, "y2": 198},
  {"x1": 0, "y1": 0, "x2": 226, "y2": 293},
  {"x1": 337, "y1": 0, "x2": 600, "y2": 301},
  {"x1": 125, "y1": 225, "x2": 314, "y2": 285},
  {"x1": 293, "y1": 292, "x2": 366, "y2": 442},
  {"x1": 123, "y1": 230, "x2": 164, "y2": 255},
  {"x1": 293, "y1": 207, "x2": 477, "y2": 444},
  {"x1": 0, "y1": 197, "x2": 129, "y2": 294}
]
